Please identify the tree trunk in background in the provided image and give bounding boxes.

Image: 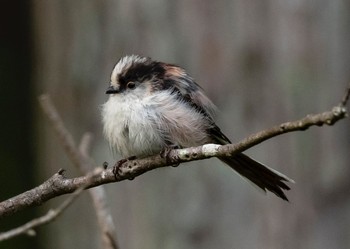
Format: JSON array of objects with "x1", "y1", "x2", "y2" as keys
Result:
[{"x1": 31, "y1": 1, "x2": 350, "y2": 249}]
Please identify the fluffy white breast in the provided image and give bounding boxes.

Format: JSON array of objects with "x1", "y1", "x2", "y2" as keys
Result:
[
  {"x1": 102, "y1": 90, "x2": 213, "y2": 158},
  {"x1": 102, "y1": 91, "x2": 165, "y2": 157}
]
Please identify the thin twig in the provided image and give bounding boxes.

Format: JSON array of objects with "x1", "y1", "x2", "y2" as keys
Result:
[
  {"x1": 79, "y1": 133, "x2": 94, "y2": 164},
  {"x1": 340, "y1": 84, "x2": 350, "y2": 107},
  {"x1": 39, "y1": 95, "x2": 119, "y2": 249},
  {"x1": 39, "y1": 95, "x2": 86, "y2": 168},
  {"x1": 78, "y1": 134, "x2": 118, "y2": 249},
  {"x1": 0, "y1": 168, "x2": 102, "y2": 241}
]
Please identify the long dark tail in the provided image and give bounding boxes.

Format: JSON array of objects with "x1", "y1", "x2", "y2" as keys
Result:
[{"x1": 219, "y1": 153, "x2": 294, "y2": 201}]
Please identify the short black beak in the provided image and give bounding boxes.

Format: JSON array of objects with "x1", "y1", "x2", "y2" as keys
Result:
[{"x1": 106, "y1": 85, "x2": 119, "y2": 94}]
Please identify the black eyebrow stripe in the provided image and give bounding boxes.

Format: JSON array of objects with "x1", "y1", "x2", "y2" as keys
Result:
[{"x1": 119, "y1": 61, "x2": 166, "y2": 85}]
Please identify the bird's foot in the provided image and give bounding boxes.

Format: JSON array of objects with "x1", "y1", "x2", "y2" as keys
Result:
[
  {"x1": 160, "y1": 145, "x2": 180, "y2": 167},
  {"x1": 113, "y1": 156, "x2": 137, "y2": 180}
]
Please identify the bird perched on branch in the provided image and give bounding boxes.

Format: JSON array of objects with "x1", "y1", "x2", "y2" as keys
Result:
[{"x1": 102, "y1": 55, "x2": 293, "y2": 201}]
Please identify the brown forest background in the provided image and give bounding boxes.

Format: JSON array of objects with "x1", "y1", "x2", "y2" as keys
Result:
[{"x1": 1, "y1": 1, "x2": 350, "y2": 249}]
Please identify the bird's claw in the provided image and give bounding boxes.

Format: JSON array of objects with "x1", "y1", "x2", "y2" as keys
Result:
[
  {"x1": 160, "y1": 145, "x2": 180, "y2": 167},
  {"x1": 113, "y1": 156, "x2": 137, "y2": 180}
]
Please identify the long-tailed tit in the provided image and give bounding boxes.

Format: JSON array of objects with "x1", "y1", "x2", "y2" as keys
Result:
[{"x1": 102, "y1": 55, "x2": 293, "y2": 201}]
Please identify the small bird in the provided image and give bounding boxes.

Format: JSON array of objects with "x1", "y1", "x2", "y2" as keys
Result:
[{"x1": 102, "y1": 55, "x2": 293, "y2": 201}]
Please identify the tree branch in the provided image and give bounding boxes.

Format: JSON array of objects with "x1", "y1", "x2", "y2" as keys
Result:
[
  {"x1": 0, "y1": 168, "x2": 102, "y2": 241},
  {"x1": 39, "y1": 95, "x2": 119, "y2": 249},
  {"x1": 0, "y1": 87, "x2": 348, "y2": 219}
]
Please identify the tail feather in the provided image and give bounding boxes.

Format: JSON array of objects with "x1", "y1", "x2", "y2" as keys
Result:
[{"x1": 219, "y1": 153, "x2": 293, "y2": 201}]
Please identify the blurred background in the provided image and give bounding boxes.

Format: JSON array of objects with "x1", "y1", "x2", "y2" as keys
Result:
[{"x1": 1, "y1": 0, "x2": 350, "y2": 248}]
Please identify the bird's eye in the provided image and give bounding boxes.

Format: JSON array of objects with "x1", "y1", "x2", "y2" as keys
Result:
[{"x1": 127, "y1": 82, "x2": 136, "y2": 89}]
